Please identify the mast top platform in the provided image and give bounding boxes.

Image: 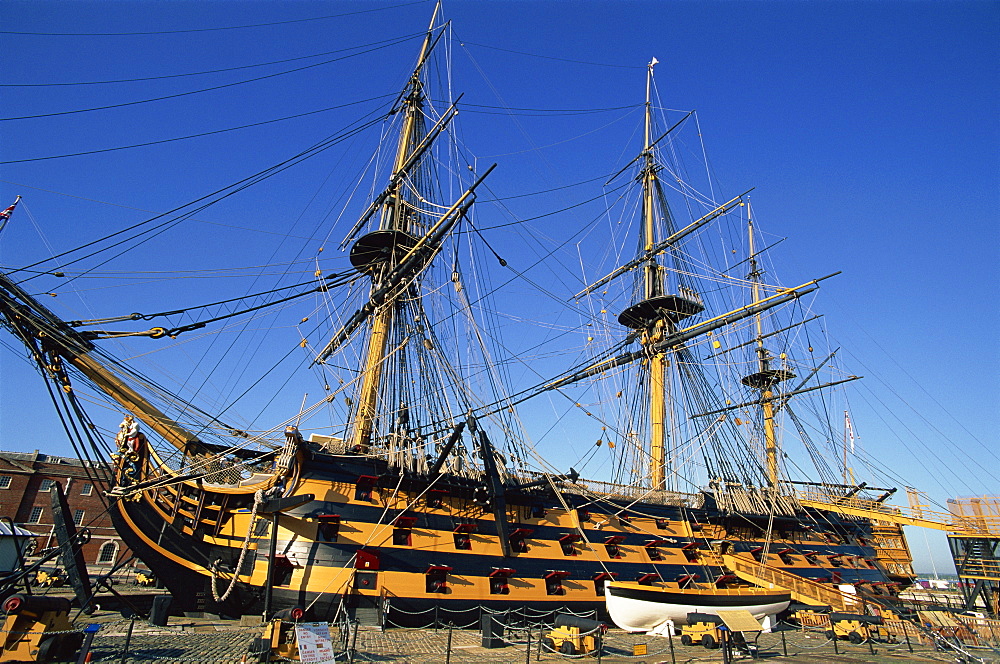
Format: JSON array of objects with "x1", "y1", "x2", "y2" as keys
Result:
[
  {"x1": 618, "y1": 294, "x2": 704, "y2": 329},
  {"x1": 350, "y1": 229, "x2": 427, "y2": 274}
]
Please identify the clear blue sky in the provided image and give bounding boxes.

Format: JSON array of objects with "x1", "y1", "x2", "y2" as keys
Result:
[{"x1": 1, "y1": 1, "x2": 997, "y2": 573}]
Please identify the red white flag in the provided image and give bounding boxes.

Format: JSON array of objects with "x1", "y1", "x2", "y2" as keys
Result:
[{"x1": 0, "y1": 196, "x2": 19, "y2": 232}]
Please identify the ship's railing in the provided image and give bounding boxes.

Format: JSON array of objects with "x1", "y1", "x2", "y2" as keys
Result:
[
  {"x1": 957, "y1": 558, "x2": 1000, "y2": 580},
  {"x1": 948, "y1": 496, "x2": 1000, "y2": 536},
  {"x1": 713, "y1": 482, "x2": 800, "y2": 516},
  {"x1": 558, "y1": 477, "x2": 698, "y2": 507},
  {"x1": 795, "y1": 489, "x2": 990, "y2": 535}
]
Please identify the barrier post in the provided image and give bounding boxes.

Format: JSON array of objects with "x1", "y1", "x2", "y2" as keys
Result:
[
  {"x1": 348, "y1": 619, "x2": 359, "y2": 664},
  {"x1": 445, "y1": 622, "x2": 454, "y2": 664},
  {"x1": 525, "y1": 625, "x2": 532, "y2": 664},
  {"x1": 780, "y1": 628, "x2": 787, "y2": 656},
  {"x1": 119, "y1": 617, "x2": 136, "y2": 664},
  {"x1": 667, "y1": 629, "x2": 676, "y2": 664},
  {"x1": 75, "y1": 623, "x2": 100, "y2": 664}
]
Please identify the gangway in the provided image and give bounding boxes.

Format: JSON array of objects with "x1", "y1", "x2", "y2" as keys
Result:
[
  {"x1": 796, "y1": 488, "x2": 990, "y2": 536},
  {"x1": 721, "y1": 553, "x2": 864, "y2": 612}
]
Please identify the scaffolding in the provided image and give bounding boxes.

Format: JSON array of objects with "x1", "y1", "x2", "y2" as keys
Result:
[{"x1": 947, "y1": 496, "x2": 1000, "y2": 618}]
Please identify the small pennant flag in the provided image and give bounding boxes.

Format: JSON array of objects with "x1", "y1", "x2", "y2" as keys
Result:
[{"x1": 844, "y1": 410, "x2": 857, "y2": 452}]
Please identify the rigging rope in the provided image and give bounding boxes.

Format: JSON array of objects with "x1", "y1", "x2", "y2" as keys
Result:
[{"x1": 210, "y1": 488, "x2": 267, "y2": 603}]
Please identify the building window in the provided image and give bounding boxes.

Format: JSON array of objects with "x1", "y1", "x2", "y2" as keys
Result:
[
  {"x1": 98, "y1": 541, "x2": 118, "y2": 564},
  {"x1": 39, "y1": 479, "x2": 56, "y2": 492},
  {"x1": 73, "y1": 510, "x2": 85, "y2": 526},
  {"x1": 28, "y1": 506, "x2": 43, "y2": 523},
  {"x1": 80, "y1": 483, "x2": 93, "y2": 496},
  {"x1": 0, "y1": 476, "x2": 11, "y2": 489}
]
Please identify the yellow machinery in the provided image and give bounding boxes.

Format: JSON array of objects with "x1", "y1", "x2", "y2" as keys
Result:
[
  {"x1": 32, "y1": 570, "x2": 63, "y2": 588},
  {"x1": 248, "y1": 607, "x2": 306, "y2": 662},
  {"x1": 679, "y1": 611, "x2": 762, "y2": 655},
  {"x1": 135, "y1": 572, "x2": 156, "y2": 587},
  {"x1": 0, "y1": 594, "x2": 83, "y2": 663},
  {"x1": 542, "y1": 614, "x2": 606, "y2": 655},
  {"x1": 826, "y1": 612, "x2": 885, "y2": 644},
  {"x1": 680, "y1": 615, "x2": 724, "y2": 649}
]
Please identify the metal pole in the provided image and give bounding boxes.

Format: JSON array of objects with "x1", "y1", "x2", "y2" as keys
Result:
[
  {"x1": 905, "y1": 624, "x2": 913, "y2": 653},
  {"x1": 781, "y1": 628, "x2": 787, "y2": 657},
  {"x1": 75, "y1": 624, "x2": 100, "y2": 664},
  {"x1": 348, "y1": 619, "x2": 360, "y2": 664},
  {"x1": 263, "y1": 513, "x2": 278, "y2": 621},
  {"x1": 525, "y1": 624, "x2": 532, "y2": 664},
  {"x1": 119, "y1": 617, "x2": 136, "y2": 664},
  {"x1": 445, "y1": 622, "x2": 453, "y2": 664},
  {"x1": 667, "y1": 629, "x2": 676, "y2": 664},
  {"x1": 832, "y1": 630, "x2": 839, "y2": 654}
]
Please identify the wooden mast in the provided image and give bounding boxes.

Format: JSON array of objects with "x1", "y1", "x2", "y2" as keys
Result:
[
  {"x1": 641, "y1": 59, "x2": 668, "y2": 491},
  {"x1": 743, "y1": 212, "x2": 794, "y2": 487},
  {"x1": 613, "y1": 59, "x2": 705, "y2": 490},
  {"x1": 349, "y1": 5, "x2": 440, "y2": 453}
]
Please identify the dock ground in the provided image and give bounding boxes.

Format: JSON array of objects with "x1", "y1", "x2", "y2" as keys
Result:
[{"x1": 27, "y1": 610, "x2": 1000, "y2": 663}]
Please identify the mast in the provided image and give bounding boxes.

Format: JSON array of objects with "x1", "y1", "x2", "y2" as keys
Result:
[
  {"x1": 348, "y1": 6, "x2": 440, "y2": 454},
  {"x1": 615, "y1": 59, "x2": 704, "y2": 490},
  {"x1": 642, "y1": 59, "x2": 668, "y2": 490},
  {"x1": 741, "y1": 212, "x2": 795, "y2": 487}
]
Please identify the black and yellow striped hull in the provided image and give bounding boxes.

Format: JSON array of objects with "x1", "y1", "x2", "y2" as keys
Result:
[{"x1": 110, "y1": 448, "x2": 909, "y2": 623}]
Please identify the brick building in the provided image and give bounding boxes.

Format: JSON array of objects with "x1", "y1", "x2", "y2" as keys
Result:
[{"x1": 0, "y1": 450, "x2": 129, "y2": 570}]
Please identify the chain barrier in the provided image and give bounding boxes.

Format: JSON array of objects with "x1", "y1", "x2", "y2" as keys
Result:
[
  {"x1": 383, "y1": 615, "x2": 479, "y2": 629},
  {"x1": 7, "y1": 604, "x2": 992, "y2": 663}
]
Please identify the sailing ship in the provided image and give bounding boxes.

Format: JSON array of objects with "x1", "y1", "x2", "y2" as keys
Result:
[{"x1": 0, "y1": 6, "x2": 921, "y2": 625}]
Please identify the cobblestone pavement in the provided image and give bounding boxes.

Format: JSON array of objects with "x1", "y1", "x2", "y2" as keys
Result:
[{"x1": 35, "y1": 615, "x2": 1000, "y2": 663}]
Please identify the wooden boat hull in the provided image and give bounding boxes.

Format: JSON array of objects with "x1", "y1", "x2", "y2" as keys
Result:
[
  {"x1": 604, "y1": 582, "x2": 791, "y2": 631},
  {"x1": 107, "y1": 445, "x2": 902, "y2": 624}
]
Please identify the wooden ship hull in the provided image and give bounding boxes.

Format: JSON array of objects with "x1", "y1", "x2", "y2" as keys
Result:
[{"x1": 109, "y1": 442, "x2": 912, "y2": 623}]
